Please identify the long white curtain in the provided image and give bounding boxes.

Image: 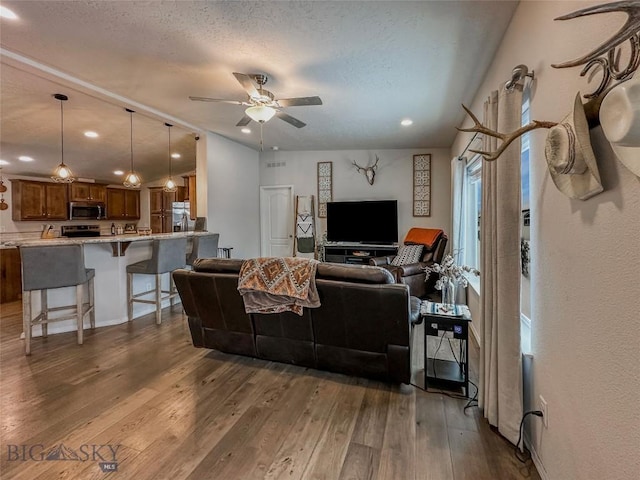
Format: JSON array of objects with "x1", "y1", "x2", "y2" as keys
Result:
[{"x1": 479, "y1": 86, "x2": 523, "y2": 445}]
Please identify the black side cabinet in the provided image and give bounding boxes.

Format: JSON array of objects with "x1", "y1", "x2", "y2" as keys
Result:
[
  {"x1": 323, "y1": 243, "x2": 398, "y2": 264},
  {"x1": 422, "y1": 303, "x2": 472, "y2": 396}
]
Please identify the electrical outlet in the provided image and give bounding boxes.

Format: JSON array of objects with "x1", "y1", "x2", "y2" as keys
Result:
[
  {"x1": 146, "y1": 283, "x2": 152, "y2": 291},
  {"x1": 539, "y1": 395, "x2": 548, "y2": 428}
]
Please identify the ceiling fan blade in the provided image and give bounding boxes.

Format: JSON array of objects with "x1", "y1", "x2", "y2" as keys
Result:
[
  {"x1": 276, "y1": 111, "x2": 306, "y2": 128},
  {"x1": 189, "y1": 96, "x2": 243, "y2": 105},
  {"x1": 236, "y1": 115, "x2": 252, "y2": 127},
  {"x1": 277, "y1": 96, "x2": 323, "y2": 107},
  {"x1": 232, "y1": 72, "x2": 260, "y2": 98}
]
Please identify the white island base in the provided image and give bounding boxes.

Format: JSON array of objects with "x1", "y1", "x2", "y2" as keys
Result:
[{"x1": 10, "y1": 232, "x2": 209, "y2": 338}]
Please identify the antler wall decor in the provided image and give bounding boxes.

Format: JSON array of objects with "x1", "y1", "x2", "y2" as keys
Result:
[
  {"x1": 551, "y1": 1, "x2": 640, "y2": 126},
  {"x1": 351, "y1": 155, "x2": 379, "y2": 185},
  {"x1": 457, "y1": 104, "x2": 557, "y2": 161}
]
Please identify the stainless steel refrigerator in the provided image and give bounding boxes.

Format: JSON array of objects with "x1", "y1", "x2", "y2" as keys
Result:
[{"x1": 172, "y1": 202, "x2": 194, "y2": 231}]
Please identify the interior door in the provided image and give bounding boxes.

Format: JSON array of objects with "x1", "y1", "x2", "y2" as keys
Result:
[{"x1": 260, "y1": 185, "x2": 294, "y2": 257}]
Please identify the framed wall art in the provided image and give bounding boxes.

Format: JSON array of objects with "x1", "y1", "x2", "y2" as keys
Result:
[
  {"x1": 413, "y1": 153, "x2": 431, "y2": 216},
  {"x1": 317, "y1": 161, "x2": 333, "y2": 218}
]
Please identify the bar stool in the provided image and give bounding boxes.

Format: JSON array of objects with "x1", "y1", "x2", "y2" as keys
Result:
[
  {"x1": 126, "y1": 237, "x2": 187, "y2": 325},
  {"x1": 186, "y1": 233, "x2": 219, "y2": 266},
  {"x1": 20, "y1": 244, "x2": 95, "y2": 356}
]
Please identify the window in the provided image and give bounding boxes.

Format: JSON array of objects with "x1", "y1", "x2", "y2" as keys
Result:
[
  {"x1": 462, "y1": 155, "x2": 482, "y2": 271},
  {"x1": 520, "y1": 92, "x2": 532, "y2": 352},
  {"x1": 521, "y1": 96, "x2": 530, "y2": 211}
]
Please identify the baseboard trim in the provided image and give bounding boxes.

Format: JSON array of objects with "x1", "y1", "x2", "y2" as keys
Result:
[
  {"x1": 470, "y1": 322, "x2": 481, "y2": 346},
  {"x1": 525, "y1": 433, "x2": 549, "y2": 480}
]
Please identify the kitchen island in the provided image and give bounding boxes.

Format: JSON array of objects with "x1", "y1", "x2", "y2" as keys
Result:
[{"x1": 6, "y1": 231, "x2": 211, "y2": 338}]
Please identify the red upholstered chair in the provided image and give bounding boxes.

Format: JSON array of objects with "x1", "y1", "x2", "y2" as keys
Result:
[{"x1": 369, "y1": 228, "x2": 448, "y2": 298}]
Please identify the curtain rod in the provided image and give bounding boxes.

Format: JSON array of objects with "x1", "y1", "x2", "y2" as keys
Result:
[
  {"x1": 457, "y1": 64, "x2": 533, "y2": 161},
  {"x1": 457, "y1": 132, "x2": 481, "y2": 161}
]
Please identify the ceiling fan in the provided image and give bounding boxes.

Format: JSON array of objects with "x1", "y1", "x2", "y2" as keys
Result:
[{"x1": 189, "y1": 72, "x2": 322, "y2": 128}]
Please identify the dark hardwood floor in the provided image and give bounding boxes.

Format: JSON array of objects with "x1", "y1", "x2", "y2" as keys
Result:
[{"x1": 0, "y1": 301, "x2": 540, "y2": 479}]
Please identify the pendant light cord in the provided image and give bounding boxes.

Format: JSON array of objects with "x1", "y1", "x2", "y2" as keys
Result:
[
  {"x1": 60, "y1": 98, "x2": 65, "y2": 166},
  {"x1": 167, "y1": 123, "x2": 172, "y2": 177},
  {"x1": 130, "y1": 110, "x2": 134, "y2": 171}
]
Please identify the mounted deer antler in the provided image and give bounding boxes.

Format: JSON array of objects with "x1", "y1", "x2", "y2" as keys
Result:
[
  {"x1": 352, "y1": 155, "x2": 379, "y2": 185},
  {"x1": 457, "y1": 104, "x2": 557, "y2": 161}
]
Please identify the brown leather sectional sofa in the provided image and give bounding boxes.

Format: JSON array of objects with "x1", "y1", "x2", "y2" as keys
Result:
[{"x1": 173, "y1": 258, "x2": 421, "y2": 384}]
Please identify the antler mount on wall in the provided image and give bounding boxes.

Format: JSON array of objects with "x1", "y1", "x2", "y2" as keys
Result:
[{"x1": 351, "y1": 155, "x2": 379, "y2": 185}]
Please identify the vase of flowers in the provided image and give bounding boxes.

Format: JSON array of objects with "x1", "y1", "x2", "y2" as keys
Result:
[{"x1": 424, "y1": 254, "x2": 479, "y2": 306}]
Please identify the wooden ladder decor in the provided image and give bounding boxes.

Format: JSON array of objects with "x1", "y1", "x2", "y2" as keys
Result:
[{"x1": 293, "y1": 195, "x2": 317, "y2": 259}]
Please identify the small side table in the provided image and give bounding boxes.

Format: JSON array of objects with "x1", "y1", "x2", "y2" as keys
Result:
[{"x1": 421, "y1": 301, "x2": 472, "y2": 397}]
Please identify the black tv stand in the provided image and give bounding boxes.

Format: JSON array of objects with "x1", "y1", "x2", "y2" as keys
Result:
[{"x1": 323, "y1": 242, "x2": 398, "y2": 265}]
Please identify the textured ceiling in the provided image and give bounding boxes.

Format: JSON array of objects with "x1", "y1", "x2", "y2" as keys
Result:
[{"x1": 0, "y1": 0, "x2": 519, "y2": 183}]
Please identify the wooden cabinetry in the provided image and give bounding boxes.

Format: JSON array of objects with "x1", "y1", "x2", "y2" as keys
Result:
[
  {"x1": 69, "y1": 182, "x2": 107, "y2": 202},
  {"x1": 0, "y1": 247, "x2": 22, "y2": 304},
  {"x1": 106, "y1": 188, "x2": 140, "y2": 220},
  {"x1": 149, "y1": 186, "x2": 185, "y2": 233},
  {"x1": 11, "y1": 180, "x2": 68, "y2": 221}
]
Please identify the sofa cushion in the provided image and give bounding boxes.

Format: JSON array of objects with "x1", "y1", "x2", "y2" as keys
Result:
[
  {"x1": 316, "y1": 262, "x2": 395, "y2": 284},
  {"x1": 391, "y1": 244, "x2": 424, "y2": 266}
]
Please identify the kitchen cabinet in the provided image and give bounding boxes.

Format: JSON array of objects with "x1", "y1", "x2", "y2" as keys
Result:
[
  {"x1": 11, "y1": 180, "x2": 68, "y2": 221},
  {"x1": 106, "y1": 188, "x2": 140, "y2": 220},
  {"x1": 0, "y1": 247, "x2": 22, "y2": 304},
  {"x1": 69, "y1": 182, "x2": 107, "y2": 202},
  {"x1": 149, "y1": 186, "x2": 185, "y2": 233}
]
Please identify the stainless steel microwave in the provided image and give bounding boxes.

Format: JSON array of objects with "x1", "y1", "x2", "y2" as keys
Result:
[{"x1": 69, "y1": 202, "x2": 106, "y2": 220}]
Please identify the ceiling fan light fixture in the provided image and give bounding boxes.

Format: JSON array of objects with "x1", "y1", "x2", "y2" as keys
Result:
[
  {"x1": 123, "y1": 108, "x2": 141, "y2": 188},
  {"x1": 51, "y1": 93, "x2": 75, "y2": 183},
  {"x1": 245, "y1": 105, "x2": 276, "y2": 123}
]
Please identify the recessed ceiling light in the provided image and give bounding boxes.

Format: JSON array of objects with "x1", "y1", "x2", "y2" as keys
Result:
[
  {"x1": 272, "y1": 146, "x2": 279, "y2": 151},
  {"x1": 0, "y1": 160, "x2": 9, "y2": 165},
  {"x1": 113, "y1": 170, "x2": 124, "y2": 176},
  {"x1": 401, "y1": 119, "x2": 413, "y2": 126},
  {"x1": 84, "y1": 131, "x2": 99, "y2": 138},
  {"x1": 171, "y1": 153, "x2": 181, "y2": 159},
  {"x1": 241, "y1": 128, "x2": 251, "y2": 134},
  {"x1": 0, "y1": 6, "x2": 18, "y2": 19},
  {"x1": 18, "y1": 156, "x2": 34, "y2": 162}
]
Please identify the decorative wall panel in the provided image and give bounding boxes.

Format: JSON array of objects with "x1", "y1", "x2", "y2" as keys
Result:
[
  {"x1": 413, "y1": 154, "x2": 431, "y2": 216},
  {"x1": 317, "y1": 161, "x2": 332, "y2": 218}
]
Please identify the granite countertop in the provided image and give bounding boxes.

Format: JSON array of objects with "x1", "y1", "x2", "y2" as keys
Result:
[{"x1": 5, "y1": 231, "x2": 209, "y2": 248}]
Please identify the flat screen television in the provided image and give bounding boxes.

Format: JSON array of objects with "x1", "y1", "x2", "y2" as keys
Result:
[{"x1": 326, "y1": 200, "x2": 398, "y2": 244}]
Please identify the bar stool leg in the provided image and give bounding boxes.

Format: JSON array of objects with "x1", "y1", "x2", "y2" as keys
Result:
[
  {"x1": 89, "y1": 277, "x2": 95, "y2": 329},
  {"x1": 127, "y1": 272, "x2": 133, "y2": 322},
  {"x1": 76, "y1": 284, "x2": 84, "y2": 345},
  {"x1": 169, "y1": 274, "x2": 176, "y2": 308},
  {"x1": 41, "y1": 290, "x2": 48, "y2": 338},
  {"x1": 155, "y1": 273, "x2": 162, "y2": 325},
  {"x1": 23, "y1": 291, "x2": 32, "y2": 356}
]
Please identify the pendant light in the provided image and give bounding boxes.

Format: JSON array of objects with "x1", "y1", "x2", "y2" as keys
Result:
[
  {"x1": 51, "y1": 93, "x2": 75, "y2": 183},
  {"x1": 163, "y1": 122, "x2": 177, "y2": 192},
  {"x1": 123, "y1": 108, "x2": 141, "y2": 188}
]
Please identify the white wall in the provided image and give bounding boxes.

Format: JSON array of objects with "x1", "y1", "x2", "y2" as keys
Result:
[
  {"x1": 259, "y1": 148, "x2": 452, "y2": 241},
  {"x1": 202, "y1": 132, "x2": 260, "y2": 259},
  {"x1": 451, "y1": 2, "x2": 640, "y2": 479}
]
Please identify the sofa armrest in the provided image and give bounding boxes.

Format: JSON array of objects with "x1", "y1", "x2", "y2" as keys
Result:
[
  {"x1": 396, "y1": 262, "x2": 428, "y2": 276},
  {"x1": 369, "y1": 256, "x2": 395, "y2": 266}
]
